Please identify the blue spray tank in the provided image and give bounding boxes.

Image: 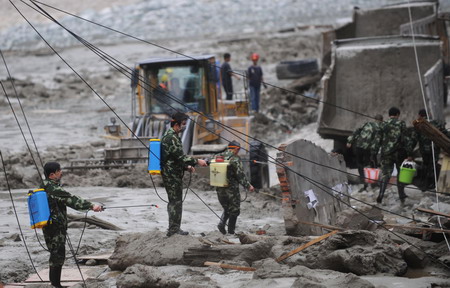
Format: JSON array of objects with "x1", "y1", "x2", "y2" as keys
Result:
[
  {"x1": 148, "y1": 139, "x2": 161, "y2": 175},
  {"x1": 27, "y1": 188, "x2": 51, "y2": 229}
]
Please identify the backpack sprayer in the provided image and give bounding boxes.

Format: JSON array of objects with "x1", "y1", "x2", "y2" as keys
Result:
[
  {"x1": 210, "y1": 155, "x2": 230, "y2": 187},
  {"x1": 27, "y1": 188, "x2": 51, "y2": 229},
  {"x1": 148, "y1": 139, "x2": 161, "y2": 175}
]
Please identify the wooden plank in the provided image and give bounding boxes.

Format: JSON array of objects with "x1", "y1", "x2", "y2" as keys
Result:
[
  {"x1": 416, "y1": 207, "x2": 450, "y2": 218},
  {"x1": 25, "y1": 268, "x2": 91, "y2": 282},
  {"x1": 221, "y1": 239, "x2": 235, "y2": 245},
  {"x1": 77, "y1": 253, "x2": 112, "y2": 260},
  {"x1": 204, "y1": 261, "x2": 256, "y2": 272},
  {"x1": 276, "y1": 230, "x2": 339, "y2": 262},
  {"x1": 413, "y1": 118, "x2": 450, "y2": 155},
  {"x1": 296, "y1": 220, "x2": 345, "y2": 231}
]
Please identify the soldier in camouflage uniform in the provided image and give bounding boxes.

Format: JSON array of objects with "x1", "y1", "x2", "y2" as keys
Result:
[
  {"x1": 40, "y1": 162, "x2": 103, "y2": 288},
  {"x1": 347, "y1": 114, "x2": 383, "y2": 191},
  {"x1": 161, "y1": 112, "x2": 207, "y2": 237},
  {"x1": 410, "y1": 109, "x2": 449, "y2": 191},
  {"x1": 215, "y1": 141, "x2": 254, "y2": 235},
  {"x1": 376, "y1": 107, "x2": 413, "y2": 204}
]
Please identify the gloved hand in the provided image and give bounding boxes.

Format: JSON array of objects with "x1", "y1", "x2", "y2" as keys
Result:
[{"x1": 263, "y1": 83, "x2": 268, "y2": 89}]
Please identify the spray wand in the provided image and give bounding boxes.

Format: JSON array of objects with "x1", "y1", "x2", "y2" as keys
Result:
[{"x1": 102, "y1": 204, "x2": 159, "y2": 210}]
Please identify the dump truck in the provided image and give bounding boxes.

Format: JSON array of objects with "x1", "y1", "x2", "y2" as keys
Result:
[
  {"x1": 319, "y1": 1, "x2": 448, "y2": 155},
  {"x1": 100, "y1": 55, "x2": 269, "y2": 189}
]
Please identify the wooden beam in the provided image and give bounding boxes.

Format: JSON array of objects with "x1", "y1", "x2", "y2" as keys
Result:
[
  {"x1": 296, "y1": 220, "x2": 345, "y2": 231},
  {"x1": 416, "y1": 207, "x2": 450, "y2": 218},
  {"x1": 412, "y1": 118, "x2": 450, "y2": 155},
  {"x1": 204, "y1": 261, "x2": 256, "y2": 271},
  {"x1": 381, "y1": 224, "x2": 450, "y2": 234},
  {"x1": 276, "y1": 230, "x2": 339, "y2": 262}
]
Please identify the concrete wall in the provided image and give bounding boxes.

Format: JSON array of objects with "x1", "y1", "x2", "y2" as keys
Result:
[
  {"x1": 353, "y1": 4, "x2": 435, "y2": 38},
  {"x1": 318, "y1": 36, "x2": 443, "y2": 139},
  {"x1": 279, "y1": 139, "x2": 349, "y2": 236}
]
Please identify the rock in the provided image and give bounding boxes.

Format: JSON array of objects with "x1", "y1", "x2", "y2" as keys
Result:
[
  {"x1": 401, "y1": 244, "x2": 428, "y2": 268},
  {"x1": 116, "y1": 264, "x2": 180, "y2": 288},
  {"x1": 335, "y1": 207, "x2": 383, "y2": 231},
  {"x1": 86, "y1": 259, "x2": 98, "y2": 266},
  {"x1": 8, "y1": 233, "x2": 21, "y2": 242}
]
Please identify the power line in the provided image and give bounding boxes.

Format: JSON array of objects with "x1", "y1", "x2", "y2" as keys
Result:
[
  {"x1": 15, "y1": 0, "x2": 447, "y2": 203},
  {"x1": 0, "y1": 150, "x2": 44, "y2": 281},
  {"x1": 14, "y1": 0, "x2": 444, "y2": 226},
  {"x1": 406, "y1": 0, "x2": 450, "y2": 252},
  {"x1": 29, "y1": 0, "x2": 377, "y2": 121},
  {"x1": 6, "y1": 0, "x2": 450, "y2": 272}
]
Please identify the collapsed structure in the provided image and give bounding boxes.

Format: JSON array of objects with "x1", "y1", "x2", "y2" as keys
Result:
[{"x1": 319, "y1": 1, "x2": 448, "y2": 144}]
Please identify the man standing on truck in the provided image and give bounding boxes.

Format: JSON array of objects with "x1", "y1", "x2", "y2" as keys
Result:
[
  {"x1": 216, "y1": 141, "x2": 254, "y2": 235},
  {"x1": 346, "y1": 114, "x2": 383, "y2": 191},
  {"x1": 247, "y1": 53, "x2": 266, "y2": 113},
  {"x1": 376, "y1": 107, "x2": 412, "y2": 204},
  {"x1": 161, "y1": 112, "x2": 208, "y2": 237},
  {"x1": 221, "y1": 53, "x2": 240, "y2": 100}
]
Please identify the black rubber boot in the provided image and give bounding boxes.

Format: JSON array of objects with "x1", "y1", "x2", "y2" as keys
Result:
[
  {"x1": 49, "y1": 266, "x2": 63, "y2": 288},
  {"x1": 358, "y1": 183, "x2": 368, "y2": 192},
  {"x1": 217, "y1": 212, "x2": 229, "y2": 235},
  {"x1": 228, "y1": 215, "x2": 238, "y2": 235},
  {"x1": 376, "y1": 179, "x2": 388, "y2": 204},
  {"x1": 397, "y1": 184, "x2": 407, "y2": 203}
]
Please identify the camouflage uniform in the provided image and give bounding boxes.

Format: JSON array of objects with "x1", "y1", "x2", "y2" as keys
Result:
[
  {"x1": 161, "y1": 127, "x2": 197, "y2": 235},
  {"x1": 377, "y1": 118, "x2": 411, "y2": 203},
  {"x1": 215, "y1": 150, "x2": 251, "y2": 234},
  {"x1": 40, "y1": 179, "x2": 93, "y2": 267},
  {"x1": 347, "y1": 121, "x2": 383, "y2": 186},
  {"x1": 410, "y1": 120, "x2": 448, "y2": 190}
]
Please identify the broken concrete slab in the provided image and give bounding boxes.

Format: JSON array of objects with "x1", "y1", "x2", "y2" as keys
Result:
[
  {"x1": 108, "y1": 231, "x2": 276, "y2": 270},
  {"x1": 108, "y1": 231, "x2": 200, "y2": 270},
  {"x1": 253, "y1": 258, "x2": 375, "y2": 288},
  {"x1": 335, "y1": 207, "x2": 383, "y2": 231}
]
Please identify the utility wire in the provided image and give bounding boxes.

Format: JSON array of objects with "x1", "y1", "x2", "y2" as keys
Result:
[
  {"x1": 0, "y1": 49, "x2": 44, "y2": 171},
  {"x1": 18, "y1": 0, "x2": 447, "y2": 204},
  {"x1": 0, "y1": 80, "x2": 43, "y2": 184},
  {"x1": 0, "y1": 150, "x2": 44, "y2": 281},
  {"x1": 29, "y1": 0, "x2": 377, "y2": 121},
  {"x1": 296, "y1": 159, "x2": 450, "y2": 270},
  {"x1": 16, "y1": 0, "x2": 443, "y2": 226},
  {"x1": 406, "y1": 0, "x2": 450, "y2": 251},
  {"x1": 8, "y1": 0, "x2": 450, "y2": 270}
]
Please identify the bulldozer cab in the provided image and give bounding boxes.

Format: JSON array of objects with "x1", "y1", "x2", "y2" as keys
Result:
[
  {"x1": 132, "y1": 55, "x2": 218, "y2": 119},
  {"x1": 128, "y1": 55, "x2": 252, "y2": 155}
]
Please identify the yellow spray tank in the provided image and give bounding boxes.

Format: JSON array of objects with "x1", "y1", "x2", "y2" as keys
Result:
[{"x1": 209, "y1": 156, "x2": 230, "y2": 187}]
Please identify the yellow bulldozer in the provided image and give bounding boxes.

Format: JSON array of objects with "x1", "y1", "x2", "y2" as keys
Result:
[{"x1": 101, "y1": 55, "x2": 269, "y2": 189}]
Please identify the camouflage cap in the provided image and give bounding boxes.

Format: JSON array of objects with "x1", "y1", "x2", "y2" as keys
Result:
[{"x1": 228, "y1": 140, "x2": 241, "y2": 149}]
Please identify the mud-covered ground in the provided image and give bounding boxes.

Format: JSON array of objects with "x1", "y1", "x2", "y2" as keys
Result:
[{"x1": 1, "y1": 0, "x2": 450, "y2": 287}]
